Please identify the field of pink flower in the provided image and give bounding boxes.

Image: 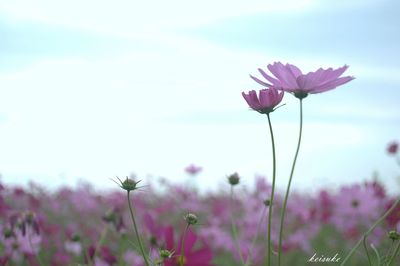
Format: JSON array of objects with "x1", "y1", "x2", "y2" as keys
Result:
[
  {"x1": 0, "y1": 158, "x2": 399, "y2": 266},
  {"x1": 1, "y1": 62, "x2": 399, "y2": 266}
]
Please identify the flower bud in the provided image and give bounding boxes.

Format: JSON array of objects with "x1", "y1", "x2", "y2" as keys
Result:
[
  {"x1": 102, "y1": 209, "x2": 117, "y2": 223},
  {"x1": 159, "y1": 249, "x2": 173, "y2": 259},
  {"x1": 184, "y1": 213, "x2": 198, "y2": 225},
  {"x1": 264, "y1": 199, "x2": 271, "y2": 206},
  {"x1": 228, "y1": 173, "x2": 240, "y2": 186},
  {"x1": 71, "y1": 234, "x2": 81, "y2": 242},
  {"x1": 121, "y1": 178, "x2": 140, "y2": 191},
  {"x1": 114, "y1": 176, "x2": 141, "y2": 192},
  {"x1": 388, "y1": 230, "x2": 400, "y2": 241},
  {"x1": 3, "y1": 228, "x2": 13, "y2": 238}
]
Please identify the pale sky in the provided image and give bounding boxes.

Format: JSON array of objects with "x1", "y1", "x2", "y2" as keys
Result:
[{"x1": 0, "y1": 0, "x2": 399, "y2": 194}]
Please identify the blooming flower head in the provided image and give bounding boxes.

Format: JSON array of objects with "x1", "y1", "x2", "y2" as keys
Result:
[
  {"x1": 242, "y1": 88, "x2": 284, "y2": 114},
  {"x1": 331, "y1": 184, "x2": 382, "y2": 232},
  {"x1": 250, "y1": 62, "x2": 354, "y2": 99}
]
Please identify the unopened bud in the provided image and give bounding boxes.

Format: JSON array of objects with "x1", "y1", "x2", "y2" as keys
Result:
[
  {"x1": 184, "y1": 213, "x2": 198, "y2": 225},
  {"x1": 264, "y1": 199, "x2": 271, "y2": 206},
  {"x1": 159, "y1": 249, "x2": 173, "y2": 259},
  {"x1": 103, "y1": 209, "x2": 117, "y2": 223},
  {"x1": 3, "y1": 228, "x2": 13, "y2": 238},
  {"x1": 388, "y1": 230, "x2": 400, "y2": 241},
  {"x1": 71, "y1": 234, "x2": 81, "y2": 242},
  {"x1": 228, "y1": 173, "x2": 240, "y2": 186},
  {"x1": 118, "y1": 177, "x2": 141, "y2": 192}
]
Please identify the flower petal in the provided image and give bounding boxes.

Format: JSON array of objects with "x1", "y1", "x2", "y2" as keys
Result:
[
  {"x1": 242, "y1": 90, "x2": 262, "y2": 110},
  {"x1": 286, "y1": 63, "x2": 302, "y2": 78},
  {"x1": 258, "y1": 68, "x2": 281, "y2": 86},
  {"x1": 249, "y1": 74, "x2": 272, "y2": 87},
  {"x1": 259, "y1": 89, "x2": 272, "y2": 108},
  {"x1": 268, "y1": 62, "x2": 298, "y2": 89},
  {"x1": 311, "y1": 76, "x2": 355, "y2": 93}
]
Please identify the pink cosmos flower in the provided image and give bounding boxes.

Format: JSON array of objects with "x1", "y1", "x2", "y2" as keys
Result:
[
  {"x1": 163, "y1": 227, "x2": 214, "y2": 266},
  {"x1": 184, "y1": 164, "x2": 202, "y2": 175},
  {"x1": 242, "y1": 88, "x2": 284, "y2": 114},
  {"x1": 387, "y1": 141, "x2": 399, "y2": 155},
  {"x1": 331, "y1": 184, "x2": 382, "y2": 232},
  {"x1": 250, "y1": 62, "x2": 354, "y2": 98}
]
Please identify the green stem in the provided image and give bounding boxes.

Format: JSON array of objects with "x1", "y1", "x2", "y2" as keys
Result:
[
  {"x1": 127, "y1": 191, "x2": 150, "y2": 266},
  {"x1": 340, "y1": 197, "x2": 400, "y2": 265},
  {"x1": 370, "y1": 244, "x2": 381, "y2": 266},
  {"x1": 362, "y1": 235, "x2": 372, "y2": 266},
  {"x1": 266, "y1": 113, "x2": 277, "y2": 266},
  {"x1": 384, "y1": 241, "x2": 395, "y2": 265},
  {"x1": 246, "y1": 206, "x2": 267, "y2": 266},
  {"x1": 93, "y1": 225, "x2": 109, "y2": 263},
  {"x1": 278, "y1": 98, "x2": 303, "y2": 266},
  {"x1": 388, "y1": 241, "x2": 400, "y2": 266},
  {"x1": 180, "y1": 224, "x2": 190, "y2": 266},
  {"x1": 230, "y1": 186, "x2": 246, "y2": 265}
]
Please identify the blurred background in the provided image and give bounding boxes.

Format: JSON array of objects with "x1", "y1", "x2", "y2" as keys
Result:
[{"x1": 0, "y1": 0, "x2": 399, "y2": 193}]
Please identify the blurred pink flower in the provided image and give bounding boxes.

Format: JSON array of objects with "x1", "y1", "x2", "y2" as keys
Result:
[
  {"x1": 64, "y1": 241, "x2": 82, "y2": 255},
  {"x1": 250, "y1": 62, "x2": 354, "y2": 98},
  {"x1": 87, "y1": 246, "x2": 117, "y2": 266},
  {"x1": 387, "y1": 141, "x2": 399, "y2": 155},
  {"x1": 123, "y1": 250, "x2": 144, "y2": 266},
  {"x1": 51, "y1": 251, "x2": 71, "y2": 266},
  {"x1": 242, "y1": 88, "x2": 284, "y2": 114},
  {"x1": 185, "y1": 164, "x2": 202, "y2": 175},
  {"x1": 164, "y1": 227, "x2": 214, "y2": 266},
  {"x1": 331, "y1": 184, "x2": 383, "y2": 232}
]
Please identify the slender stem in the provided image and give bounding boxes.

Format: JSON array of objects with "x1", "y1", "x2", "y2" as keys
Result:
[
  {"x1": 340, "y1": 197, "x2": 400, "y2": 265},
  {"x1": 266, "y1": 113, "x2": 277, "y2": 266},
  {"x1": 246, "y1": 206, "x2": 267, "y2": 266},
  {"x1": 179, "y1": 224, "x2": 190, "y2": 266},
  {"x1": 362, "y1": 235, "x2": 372, "y2": 266},
  {"x1": 127, "y1": 191, "x2": 150, "y2": 266},
  {"x1": 370, "y1": 244, "x2": 381, "y2": 266},
  {"x1": 93, "y1": 225, "x2": 109, "y2": 263},
  {"x1": 388, "y1": 241, "x2": 400, "y2": 266},
  {"x1": 278, "y1": 98, "x2": 303, "y2": 266},
  {"x1": 230, "y1": 186, "x2": 245, "y2": 265},
  {"x1": 384, "y1": 241, "x2": 395, "y2": 265}
]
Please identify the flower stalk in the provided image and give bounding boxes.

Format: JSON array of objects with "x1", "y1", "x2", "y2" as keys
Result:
[
  {"x1": 278, "y1": 98, "x2": 303, "y2": 266},
  {"x1": 340, "y1": 197, "x2": 400, "y2": 265},
  {"x1": 266, "y1": 113, "x2": 277, "y2": 266},
  {"x1": 230, "y1": 185, "x2": 245, "y2": 265},
  {"x1": 127, "y1": 190, "x2": 150, "y2": 266}
]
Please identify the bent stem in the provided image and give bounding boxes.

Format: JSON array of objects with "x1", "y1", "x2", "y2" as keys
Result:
[
  {"x1": 278, "y1": 98, "x2": 303, "y2": 266},
  {"x1": 266, "y1": 113, "x2": 277, "y2": 266},
  {"x1": 127, "y1": 191, "x2": 150, "y2": 266},
  {"x1": 179, "y1": 224, "x2": 190, "y2": 266},
  {"x1": 340, "y1": 197, "x2": 400, "y2": 265},
  {"x1": 230, "y1": 186, "x2": 245, "y2": 265},
  {"x1": 362, "y1": 235, "x2": 372, "y2": 266}
]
